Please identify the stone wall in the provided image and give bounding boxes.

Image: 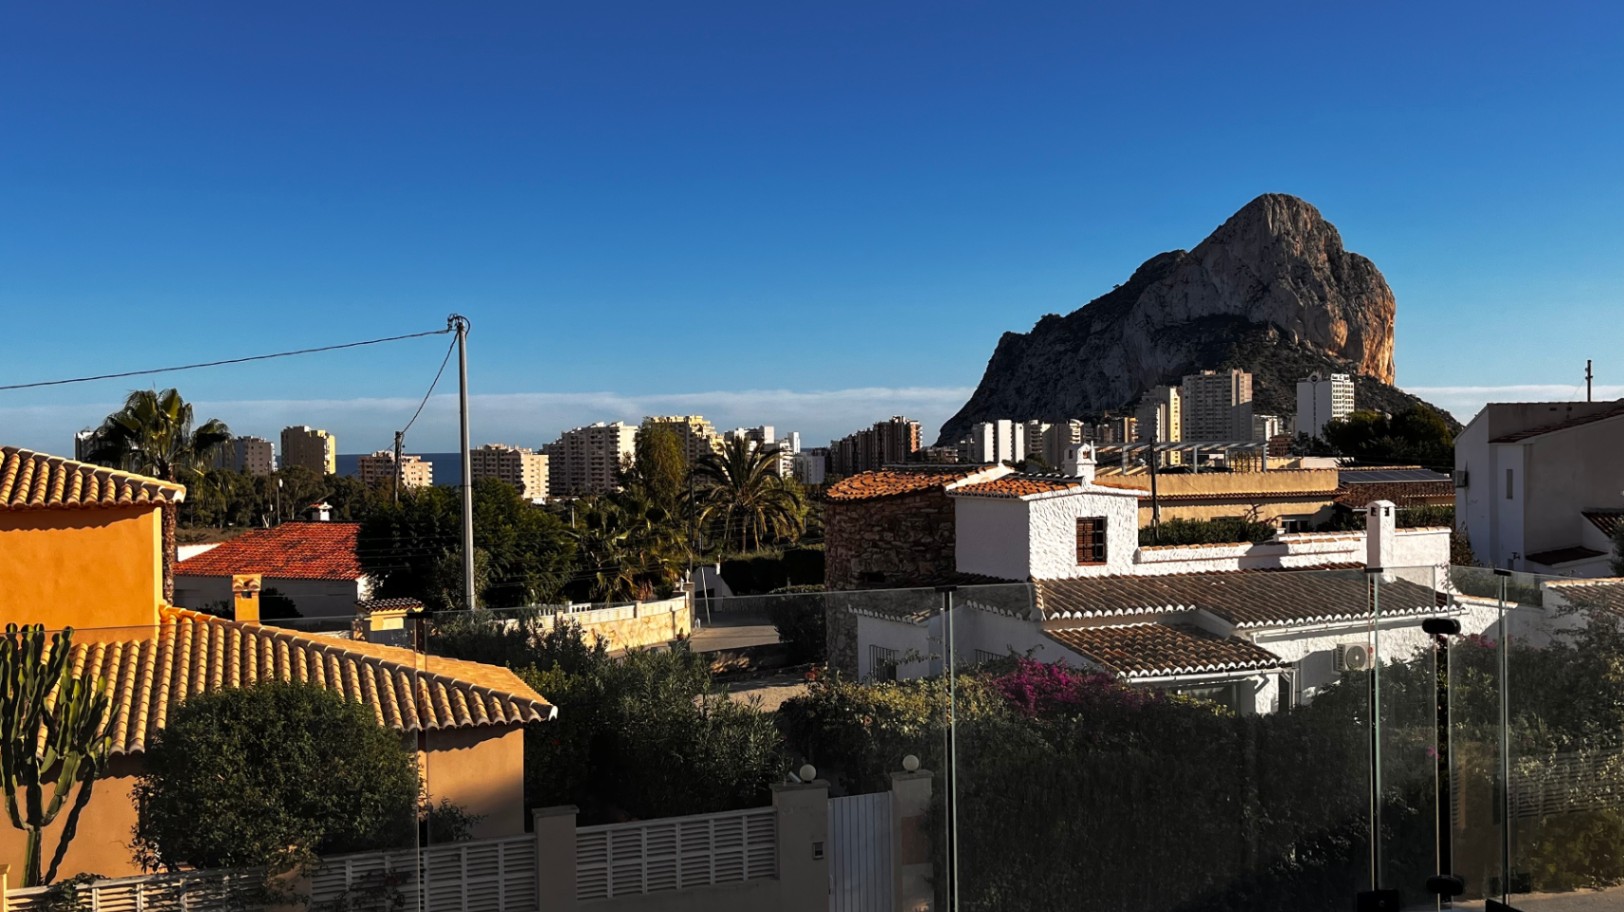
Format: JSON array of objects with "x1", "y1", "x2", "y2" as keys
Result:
[
  {"x1": 547, "y1": 597, "x2": 691, "y2": 652},
  {"x1": 824, "y1": 490, "x2": 958, "y2": 591}
]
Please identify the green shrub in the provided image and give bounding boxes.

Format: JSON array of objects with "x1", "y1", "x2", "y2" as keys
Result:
[
  {"x1": 768, "y1": 595, "x2": 827, "y2": 664},
  {"x1": 1140, "y1": 517, "x2": 1276, "y2": 546},
  {"x1": 132, "y1": 682, "x2": 419, "y2": 875}
]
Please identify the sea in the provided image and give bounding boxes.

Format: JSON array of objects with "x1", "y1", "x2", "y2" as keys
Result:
[{"x1": 335, "y1": 452, "x2": 463, "y2": 487}]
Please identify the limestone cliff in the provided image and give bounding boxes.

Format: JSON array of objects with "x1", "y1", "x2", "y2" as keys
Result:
[{"x1": 937, "y1": 194, "x2": 1405, "y2": 444}]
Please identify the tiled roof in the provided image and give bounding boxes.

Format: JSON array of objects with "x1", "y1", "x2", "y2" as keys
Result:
[
  {"x1": 1046, "y1": 623, "x2": 1282, "y2": 678},
  {"x1": 1524, "y1": 546, "x2": 1607, "y2": 567},
  {"x1": 176, "y1": 522, "x2": 363, "y2": 580},
  {"x1": 1544, "y1": 579, "x2": 1624, "y2": 615},
  {"x1": 72, "y1": 608, "x2": 554, "y2": 755},
  {"x1": 357, "y1": 597, "x2": 426, "y2": 613},
  {"x1": 1333, "y1": 481, "x2": 1456, "y2": 508},
  {"x1": 1584, "y1": 510, "x2": 1624, "y2": 539},
  {"x1": 824, "y1": 465, "x2": 995, "y2": 502},
  {"x1": 950, "y1": 474, "x2": 1087, "y2": 499},
  {"x1": 1036, "y1": 570, "x2": 1441, "y2": 629},
  {"x1": 1490, "y1": 401, "x2": 1624, "y2": 443},
  {"x1": 0, "y1": 446, "x2": 185, "y2": 510}
]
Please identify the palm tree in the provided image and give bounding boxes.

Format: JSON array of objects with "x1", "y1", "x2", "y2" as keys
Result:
[
  {"x1": 690, "y1": 437, "x2": 805, "y2": 555},
  {"x1": 84, "y1": 388, "x2": 231, "y2": 602},
  {"x1": 568, "y1": 495, "x2": 685, "y2": 603}
]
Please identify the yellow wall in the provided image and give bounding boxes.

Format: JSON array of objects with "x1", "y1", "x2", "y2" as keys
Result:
[
  {"x1": 1098, "y1": 468, "x2": 1339, "y2": 497},
  {"x1": 0, "y1": 507, "x2": 164, "y2": 633},
  {"x1": 0, "y1": 726, "x2": 531, "y2": 881},
  {"x1": 420, "y1": 726, "x2": 529, "y2": 841},
  {"x1": 1139, "y1": 499, "x2": 1336, "y2": 526}
]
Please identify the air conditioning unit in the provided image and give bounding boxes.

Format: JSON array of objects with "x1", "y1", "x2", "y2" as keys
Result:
[{"x1": 1334, "y1": 643, "x2": 1374, "y2": 673}]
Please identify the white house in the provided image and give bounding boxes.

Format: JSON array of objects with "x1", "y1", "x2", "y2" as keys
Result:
[
  {"x1": 174, "y1": 521, "x2": 373, "y2": 619},
  {"x1": 1454, "y1": 400, "x2": 1624, "y2": 577},
  {"x1": 841, "y1": 445, "x2": 1492, "y2": 712}
]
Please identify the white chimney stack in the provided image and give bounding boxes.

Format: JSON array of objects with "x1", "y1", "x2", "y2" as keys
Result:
[
  {"x1": 1365, "y1": 500, "x2": 1396, "y2": 569},
  {"x1": 1062, "y1": 444, "x2": 1097, "y2": 484}
]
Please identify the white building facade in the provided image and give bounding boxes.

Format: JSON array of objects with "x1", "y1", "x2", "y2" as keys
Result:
[{"x1": 1295, "y1": 372, "x2": 1355, "y2": 439}]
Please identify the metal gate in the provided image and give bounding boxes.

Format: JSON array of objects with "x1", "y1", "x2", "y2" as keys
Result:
[{"x1": 829, "y1": 791, "x2": 895, "y2": 912}]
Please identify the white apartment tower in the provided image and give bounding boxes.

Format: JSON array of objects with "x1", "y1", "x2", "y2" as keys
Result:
[
  {"x1": 543, "y1": 421, "x2": 638, "y2": 496},
  {"x1": 1180, "y1": 370, "x2": 1254, "y2": 441},
  {"x1": 1135, "y1": 386, "x2": 1184, "y2": 445},
  {"x1": 1296, "y1": 372, "x2": 1356, "y2": 439},
  {"x1": 643, "y1": 415, "x2": 723, "y2": 464},
  {"x1": 966, "y1": 419, "x2": 1027, "y2": 465},
  {"x1": 471, "y1": 444, "x2": 549, "y2": 501},
  {"x1": 358, "y1": 450, "x2": 433, "y2": 489}
]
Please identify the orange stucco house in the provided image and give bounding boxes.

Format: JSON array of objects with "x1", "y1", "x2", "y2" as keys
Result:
[{"x1": 0, "y1": 445, "x2": 554, "y2": 879}]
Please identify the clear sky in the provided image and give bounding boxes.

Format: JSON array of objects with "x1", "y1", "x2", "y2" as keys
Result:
[{"x1": 3, "y1": 2, "x2": 1621, "y2": 454}]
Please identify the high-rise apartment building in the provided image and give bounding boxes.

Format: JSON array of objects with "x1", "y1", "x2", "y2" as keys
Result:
[
  {"x1": 230, "y1": 436, "x2": 276, "y2": 475},
  {"x1": 1098, "y1": 416, "x2": 1138, "y2": 444},
  {"x1": 1180, "y1": 370, "x2": 1254, "y2": 441},
  {"x1": 543, "y1": 421, "x2": 638, "y2": 496},
  {"x1": 358, "y1": 450, "x2": 433, "y2": 489},
  {"x1": 1295, "y1": 372, "x2": 1356, "y2": 439},
  {"x1": 828, "y1": 416, "x2": 922, "y2": 476},
  {"x1": 793, "y1": 449, "x2": 829, "y2": 486},
  {"x1": 1252, "y1": 414, "x2": 1285, "y2": 443},
  {"x1": 964, "y1": 419, "x2": 1026, "y2": 465},
  {"x1": 1042, "y1": 420, "x2": 1088, "y2": 468},
  {"x1": 642, "y1": 416, "x2": 723, "y2": 465},
  {"x1": 1135, "y1": 386, "x2": 1184, "y2": 445},
  {"x1": 471, "y1": 444, "x2": 549, "y2": 501},
  {"x1": 73, "y1": 429, "x2": 96, "y2": 461},
  {"x1": 280, "y1": 426, "x2": 337, "y2": 474}
]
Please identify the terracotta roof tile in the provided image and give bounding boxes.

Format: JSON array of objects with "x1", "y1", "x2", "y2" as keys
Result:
[
  {"x1": 1584, "y1": 510, "x2": 1624, "y2": 539},
  {"x1": 0, "y1": 446, "x2": 185, "y2": 510},
  {"x1": 76, "y1": 608, "x2": 553, "y2": 755},
  {"x1": 177, "y1": 522, "x2": 363, "y2": 580},
  {"x1": 1036, "y1": 569, "x2": 1441, "y2": 628},
  {"x1": 950, "y1": 474, "x2": 1088, "y2": 499},
  {"x1": 1490, "y1": 401, "x2": 1624, "y2": 443},
  {"x1": 1333, "y1": 481, "x2": 1456, "y2": 508},
  {"x1": 1544, "y1": 579, "x2": 1624, "y2": 615},
  {"x1": 1524, "y1": 546, "x2": 1607, "y2": 567},
  {"x1": 824, "y1": 465, "x2": 995, "y2": 502},
  {"x1": 1046, "y1": 623, "x2": 1282, "y2": 678}
]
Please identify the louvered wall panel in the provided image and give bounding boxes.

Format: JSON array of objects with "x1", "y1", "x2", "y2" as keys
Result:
[{"x1": 576, "y1": 806, "x2": 778, "y2": 902}]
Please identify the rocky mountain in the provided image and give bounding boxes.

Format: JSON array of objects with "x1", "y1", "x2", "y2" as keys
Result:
[{"x1": 937, "y1": 194, "x2": 1447, "y2": 445}]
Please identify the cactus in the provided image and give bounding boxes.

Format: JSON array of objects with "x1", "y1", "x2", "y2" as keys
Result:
[{"x1": 0, "y1": 623, "x2": 112, "y2": 887}]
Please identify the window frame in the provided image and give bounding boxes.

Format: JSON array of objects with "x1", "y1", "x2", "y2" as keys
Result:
[{"x1": 1075, "y1": 516, "x2": 1108, "y2": 565}]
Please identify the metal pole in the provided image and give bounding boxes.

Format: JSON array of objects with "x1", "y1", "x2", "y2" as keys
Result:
[
  {"x1": 940, "y1": 586, "x2": 960, "y2": 912},
  {"x1": 392, "y1": 430, "x2": 403, "y2": 506},
  {"x1": 1148, "y1": 443, "x2": 1161, "y2": 544},
  {"x1": 453, "y1": 314, "x2": 476, "y2": 611},
  {"x1": 1586, "y1": 359, "x2": 1593, "y2": 402}
]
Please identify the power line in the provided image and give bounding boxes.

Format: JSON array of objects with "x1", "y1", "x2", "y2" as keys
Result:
[
  {"x1": 402, "y1": 337, "x2": 457, "y2": 437},
  {"x1": 0, "y1": 327, "x2": 453, "y2": 392}
]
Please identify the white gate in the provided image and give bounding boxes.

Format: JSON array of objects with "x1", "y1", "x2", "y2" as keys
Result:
[{"x1": 828, "y1": 791, "x2": 894, "y2": 912}]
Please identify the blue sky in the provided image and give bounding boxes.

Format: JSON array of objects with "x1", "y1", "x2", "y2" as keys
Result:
[{"x1": 3, "y1": 2, "x2": 1621, "y2": 453}]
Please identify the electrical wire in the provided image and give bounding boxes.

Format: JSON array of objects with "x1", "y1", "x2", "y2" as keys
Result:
[
  {"x1": 401, "y1": 336, "x2": 457, "y2": 438},
  {"x1": 0, "y1": 327, "x2": 453, "y2": 392}
]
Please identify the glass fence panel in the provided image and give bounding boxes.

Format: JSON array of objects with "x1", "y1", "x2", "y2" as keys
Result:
[
  {"x1": 948, "y1": 569, "x2": 1376, "y2": 911},
  {"x1": 1500, "y1": 572, "x2": 1624, "y2": 910},
  {"x1": 1373, "y1": 566, "x2": 1444, "y2": 910},
  {"x1": 1440, "y1": 565, "x2": 1508, "y2": 905}
]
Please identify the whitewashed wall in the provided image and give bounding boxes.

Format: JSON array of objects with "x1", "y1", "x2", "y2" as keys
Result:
[{"x1": 1023, "y1": 489, "x2": 1140, "y2": 579}]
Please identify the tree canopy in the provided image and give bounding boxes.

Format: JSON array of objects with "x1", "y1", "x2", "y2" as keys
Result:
[{"x1": 131, "y1": 682, "x2": 419, "y2": 874}]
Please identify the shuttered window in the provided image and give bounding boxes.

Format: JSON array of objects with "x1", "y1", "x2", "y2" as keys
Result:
[{"x1": 1076, "y1": 517, "x2": 1107, "y2": 565}]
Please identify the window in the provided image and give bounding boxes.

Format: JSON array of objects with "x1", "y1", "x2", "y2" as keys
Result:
[
  {"x1": 1279, "y1": 515, "x2": 1311, "y2": 533},
  {"x1": 869, "y1": 645, "x2": 899, "y2": 682},
  {"x1": 1506, "y1": 468, "x2": 1514, "y2": 500},
  {"x1": 1076, "y1": 517, "x2": 1107, "y2": 565},
  {"x1": 1168, "y1": 681, "x2": 1241, "y2": 713}
]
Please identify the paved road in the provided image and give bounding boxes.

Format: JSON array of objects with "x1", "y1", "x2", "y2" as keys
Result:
[
  {"x1": 689, "y1": 616, "x2": 779, "y2": 653},
  {"x1": 1453, "y1": 887, "x2": 1624, "y2": 911}
]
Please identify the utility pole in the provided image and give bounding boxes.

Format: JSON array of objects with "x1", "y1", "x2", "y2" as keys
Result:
[
  {"x1": 392, "y1": 430, "x2": 404, "y2": 506},
  {"x1": 1147, "y1": 442, "x2": 1161, "y2": 544},
  {"x1": 1586, "y1": 359, "x2": 1593, "y2": 402},
  {"x1": 451, "y1": 314, "x2": 476, "y2": 612}
]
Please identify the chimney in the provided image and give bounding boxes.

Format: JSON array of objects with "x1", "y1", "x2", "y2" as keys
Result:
[
  {"x1": 1061, "y1": 444, "x2": 1097, "y2": 484},
  {"x1": 1365, "y1": 500, "x2": 1396, "y2": 570},
  {"x1": 304, "y1": 501, "x2": 332, "y2": 522},
  {"x1": 232, "y1": 574, "x2": 262, "y2": 624},
  {"x1": 353, "y1": 598, "x2": 422, "y2": 648}
]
